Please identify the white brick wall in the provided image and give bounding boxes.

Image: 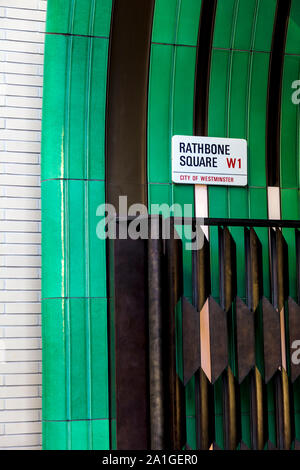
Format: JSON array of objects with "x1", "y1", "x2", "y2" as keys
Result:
[{"x1": 0, "y1": 0, "x2": 46, "y2": 450}]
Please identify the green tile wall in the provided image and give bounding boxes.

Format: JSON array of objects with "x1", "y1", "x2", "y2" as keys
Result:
[{"x1": 42, "y1": 0, "x2": 113, "y2": 450}]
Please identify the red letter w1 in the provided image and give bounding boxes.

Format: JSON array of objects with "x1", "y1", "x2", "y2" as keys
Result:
[{"x1": 226, "y1": 158, "x2": 236, "y2": 168}]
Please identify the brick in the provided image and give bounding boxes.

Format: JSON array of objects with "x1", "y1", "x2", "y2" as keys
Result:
[
  {"x1": 5, "y1": 141, "x2": 41, "y2": 153},
  {"x1": 0, "y1": 245, "x2": 40, "y2": 256},
  {"x1": 4, "y1": 373, "x2": 41, "y2": 385},
  {"x1": 4, "y1": 349, "x2": 42, "y2": 362},
  {"x1": 5, "y1": 421, "x2": 41, "y2": 434},
  {"x1": 6, "y1": 119, "x2": 41, "y2": 131},
  {"x1": 3, "y1": 256, "x2": 41, "y2": 268},
  {"x1": 0, "y1": 174, "x2": 40, "y2": 186},
  {"x1": 0, "y1": 221, "x2": 40, "y2": 233},
  {"x1": 1, "y1": 129, "x2": 40, "y2": 142},
  {"x1": 0, "y1": 62, "x2": 41, "y2": 75},
  {"x1": 0, "y1": 291, "x2": 40, "y2": 302},
  {"x1": 5, "y1": 303, "x2": 41, "y2": 314},
  {"x1": 0, "y1": 1, "x2": 38, "y2": 8},
  {"x1": 0, "y1": 267, "x2": 40, "y2": 279},
  {"x1": 4, "y1": 186, "x2": 41, "y2": 198},
  {"x1": 4, "y1": 326, "x2": 41, "y2": 338},
  {"x1": 0, "y1": 153, "x2": 40, "y2": 164},
  {"x1": 5, "y1": 96, "x2": 42, "y2": 108},
  {"x1": 0, "y1": 315, "x2": 39, "y2": 326},
  {"x1": 0, "y1": 363, "x2": 40, "y2": 375},
  {"x1": 0, "y1": 386, "x2": 39, "y2": 399},
  {"x1": 5, "y1": 397, "x2": 41, "y2": 410},
  {"x1": 0, "y1": 434, "x2": 41, "y2": 446},
  {"x1": 1, "y1": 338, "x2": 41, "y2": 350},
  {"x1": 5, "y1": 9, "x2": 46, "y2": 23},
  {"x1": 3, "y1": 208, "x2": 41, "y2": 220},
  {"x1": 0, "y1": 18, "x2": 44, "y2": 33},
  {"x1": 0, "y1": 107, "x2": 41, "y2": 119},
  {"x1": 0, "y1": 197, "x2": 40, "y2": 209},
  {"x1": 5, "y1": 30, "x2": 45, "y2": 44},
  {"x1": 1, "y1": 163, "x2": 41, "y2": 175},
  {"x1": 6, "y1": 278, "x2": 41, "y2": 289},
  {"x1": 0, "y1": 40, "x2": 42, "y2": 54},
  {"x1": 3, "y1": 232, "x2": 41, "y2": 244}
]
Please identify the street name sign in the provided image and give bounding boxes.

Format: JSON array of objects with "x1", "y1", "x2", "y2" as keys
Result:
[{"x1": 172, "y1": 135, "x2": 247, "y2": 186}]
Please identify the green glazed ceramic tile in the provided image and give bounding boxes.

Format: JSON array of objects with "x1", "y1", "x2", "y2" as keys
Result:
[
  {"x1": 148, "y1": 44, "x2": 173, "y2": 184},
  {"x1": 42, "y1": 34, "x2": 109, "y2": 180},
  {"x1": 253, "y1": 0, "x2": 277, "y2": 52},
  {"x1": 148, "y1": 44, "x2": 196, "y2": 184},
  {"x1": 248, "y1": 53, "x2": 269, "y2": 187},
  {"x1": 46, "y1": 0, "x2": 113, "y2": 37},
  {"x1": 43, "y1": 421, "x2": 68, "y2": 450},
  {"x1": 213, "y1": 0, "x2": 236, "y2": 49},
  {"x1": 43, "y1": 419, "x2": 110, "y2": 450},
  {"x1": 42, "y1": 180, "x2": 106, "y2": 299},
  {"x1": 233, "y1": 0, "x2": 258, "y2": 51},
  {"x1": 152, "y1": 0, "x2": 202, "y2": 46},
  {"x1": 176, "y1": 0, "x2": 202, "y2": 46},
  {"x1": 148, "y1": 184, "x2": 172, "y2": 212},
  {"x1": 213, "y1": 0, "x2": 276, "y2": 52},
  {"x1": 70, "y1": 420, "x2": 89, "y2": 450},
  {"x1": 228, "y1": 51, "x2": 249, "y2": 139},
  {"x1": 286, "y1": 0, "x2": 300, "y2": 55},
  {"x1": 42, "y1": 298, "x2": 67, "y2": 420},
  {"x1": 41, "y1": 180, "x2": 64, "y2": 299},
  {"x1": 172, "y1": 46, "x2": 196, "y2": 136},
  {"x1": 92, "y1": 419, "x2": 110, "y2": 450},
  {"x1": 152, "y1": 0, "x2": 179, "y2": 44},
  {"x1": 282, "y1": 189, "x2": 299, "y2": 300},
  {"x1": 42, "y1": 298, "x2": 109, "y2": 421},
  {"x1": 280, "y1": 55, "x2": 300, "y2": 189},
  {"x1": 208, "y1": 50, "x2": 230, "y2": 137}
]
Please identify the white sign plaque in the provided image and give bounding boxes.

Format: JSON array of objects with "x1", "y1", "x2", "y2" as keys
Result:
[{"x1": 172, "y1": 135, "x2": 247, "y2": 186}]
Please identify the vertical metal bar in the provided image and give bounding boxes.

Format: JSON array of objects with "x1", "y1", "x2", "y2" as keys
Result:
[
  {"x1": 192, "y1": 237, "x2": 214, "y2": 449},
  {"x1": 244, "y1": 228, "x2": 266, "y2": 450},
  {"x1": 164, "y1": 221, "x2": 186, "y2": 450},
  {"x1": 148, "y1": 234, "x2": 165, "y2": 450},
  {"x1": 219, "y1": 227, "x2": 239, "y2": 450}
]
